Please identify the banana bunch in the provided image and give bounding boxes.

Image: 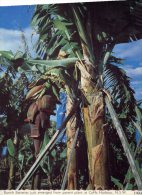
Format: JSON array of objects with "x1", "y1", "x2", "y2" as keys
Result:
[
  {"x1": 25, "y1": 65, "x2": 73, "y2": 126},
  {"x1": 25, "y1": 77, "x2": 62, "y2": 124},
  {"x1": 26, "y1": 79, "x2": 60, "y2": 102},
  {"x1": 27, "y1": 101, "x2": 39, "y2": 123}
]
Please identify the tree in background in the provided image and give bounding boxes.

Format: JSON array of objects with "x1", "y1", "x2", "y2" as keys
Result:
[{"x1": 0, "y1": 51, "x2": 38, "y2": 189}]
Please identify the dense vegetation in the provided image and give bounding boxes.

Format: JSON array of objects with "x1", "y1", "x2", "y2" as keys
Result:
[{"x1": 0, "y1": 1, "x2": 142, "y2": 190}]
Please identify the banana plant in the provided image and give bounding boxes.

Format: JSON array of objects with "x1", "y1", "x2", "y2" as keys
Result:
[
  {"x1": 26, "y1": 2, "x2": 142, "y2": 189},
  {"x1": 0, "y1": 53, "x2": 35, "y2": 189},
  {"x1": 1, "y1": 0, "x2": 142, "y2": 189}
]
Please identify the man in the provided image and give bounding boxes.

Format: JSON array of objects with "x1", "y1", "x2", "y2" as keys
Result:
[{"x1": 26, "y1": 94, "x2": 55, "y2": 189}]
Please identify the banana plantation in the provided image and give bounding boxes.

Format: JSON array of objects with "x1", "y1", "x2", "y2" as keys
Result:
[{"x1": 0, "y1": 1, "x2": 142, "y2": 190}]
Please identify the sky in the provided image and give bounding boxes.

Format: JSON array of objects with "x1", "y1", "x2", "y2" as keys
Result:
[
  {"x1": 114, "y1": 41, "x2": 142, "y2": 100},
  {"x1": 0, "y1": 5, "x2": 142, "y2": 100},
  {"x1": 0, "y1": 5, "x2": 37, "y2": 56}
]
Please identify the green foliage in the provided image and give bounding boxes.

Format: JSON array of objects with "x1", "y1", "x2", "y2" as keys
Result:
[
  {"x1": 31, "y1": 2, "x2": 142, "y2": 69},
  {"x1": 17, "y1": 135, "x2": 34, "y2": 175},
  {"x1": 40, "y1": 128, "x2": 67, "y2": 176},
  {"x1": 32, "y1": 124, "x2": 67, "y2": 189},
  {"x1": 136, "y1": 105, "x2": 142, "y2": 125},
  {"x1": 0, "y1": 51, "x2": 39, "y2": 142},
  {"x1": 18, "y1": 58, "x2": 78, "y2": 73},
  {"x1": 7, "y1": 139, "x2": 15, "y2": 157},
  {"x1": 104, "y1": 61, "x2": 136, "y2": 128},
  {"x1": 135, "y1": 103, "x2": 142, "y2": 136},
  {"x1": 40, "y1": 131, "x2": 50, "y2": 153},
  {"x1": 111, "y1": 176, "x2": 123, "y2": 190},
  {"x1": 111, "y1": 171, "x2": 140, "y2": 190},
  {"x1": 103, "y1": 59, "x2": 140, "y2": 188},
  {"x1": 111, "y1": 174, "x2": 136, "y2": 190},
  {"x1": 31, "y1": 5, "x2": 82, "y2": 60}
]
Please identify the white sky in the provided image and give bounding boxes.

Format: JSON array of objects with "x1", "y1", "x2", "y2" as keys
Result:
[{"x1": 0, "y1": 0, "x2": 120, "y2": 6}]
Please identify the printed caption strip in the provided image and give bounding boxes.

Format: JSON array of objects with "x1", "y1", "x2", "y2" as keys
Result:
[{"x1": 0, "y1": 191, "x2": 141, "y2": 195}]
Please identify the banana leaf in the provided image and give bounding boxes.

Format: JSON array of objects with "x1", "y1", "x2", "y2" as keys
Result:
[{"x1": 19, "y1": 58, "x2": 78, "y2": 73}]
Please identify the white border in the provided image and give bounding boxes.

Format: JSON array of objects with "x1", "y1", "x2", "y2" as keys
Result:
[{"x1": 0, "y1": 0, "x2": 121, "y2": 6}]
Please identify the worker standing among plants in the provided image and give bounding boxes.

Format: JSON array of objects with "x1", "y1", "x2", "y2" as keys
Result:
[{"x1": 25, "y1": 86, "x2": 58, "y2": 189}]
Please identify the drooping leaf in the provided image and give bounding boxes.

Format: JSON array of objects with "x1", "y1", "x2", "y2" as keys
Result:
[
  {"x1": 7, "y1": 139, "x2": 15, "y2": 157},
  {"x1": 0, "y1": 51, "x2": 15, "y2": 61},
  {"x1": 18, "y1": 153, "x2": 25, "y2": 169},
  {"x1": 19, "y1": 58, "x2": 78, "y2": 73},
  {"x1": 104, "y1": 62, "x2": 136, "y2": 129}
]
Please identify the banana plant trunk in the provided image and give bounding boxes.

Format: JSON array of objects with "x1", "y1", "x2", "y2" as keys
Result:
[
  {"x1": 31, "y1": 169, "x2": 41, "y2": 190},
  {"x1": 31, "y1": 138, "x2": 42, "y2": 190},
  {"x1": 8, "y1": 158, "x2": 15, "y2": 189},
  {"x1": 66, "y1": 96, "x2": 77, "y2": 190},
  {"x1": 80, "y1": 64, "x2": 110, "y2": 189}
]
